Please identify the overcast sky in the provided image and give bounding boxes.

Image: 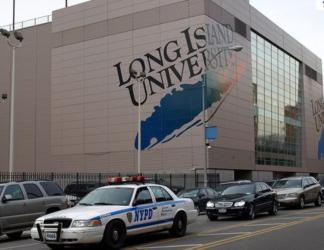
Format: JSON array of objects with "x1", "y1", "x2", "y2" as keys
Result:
[{"x1": 0, "y1": 0, "x2": 323, "y2": 74}]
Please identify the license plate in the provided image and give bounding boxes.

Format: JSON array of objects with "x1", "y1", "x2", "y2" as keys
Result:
[
  {"x1": 45, "y1": 232, "x2": 57, "y2": 241},
  {"x1": 218, "y1": 208, "x2": 227, "y2": 213}
]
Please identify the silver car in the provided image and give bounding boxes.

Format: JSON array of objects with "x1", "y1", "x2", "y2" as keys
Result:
[
  {"x1": 273, "y1": 176, "x2": 321, "y2": 209},
  {"x1": 0, "y1": 181, "x2": 68, "y2": 239}
]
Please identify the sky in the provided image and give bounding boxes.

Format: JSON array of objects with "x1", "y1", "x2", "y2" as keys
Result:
[{"x1": 0, "y1": 0, "x2": 323, "y2": 74}]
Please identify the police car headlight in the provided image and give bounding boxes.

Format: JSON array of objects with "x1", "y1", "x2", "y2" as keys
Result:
[
  {"x1": 206, "y1": 201, "x2": 215, "y2": 208},
  {"x1": 234, "y1": 201, "x2": 246, "y2": 207},
  {"x1": 71, "y1": 219, "x2": 102, "y2": 228}
]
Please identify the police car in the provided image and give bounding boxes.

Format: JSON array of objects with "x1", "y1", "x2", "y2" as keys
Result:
[{"x1": 31, "y1": 176, "x2": 197, "y2": 249}]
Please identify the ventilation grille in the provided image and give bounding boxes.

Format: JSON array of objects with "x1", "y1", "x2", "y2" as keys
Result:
[
  {"x1": 305, "y1": 65, "x2": 318, "y2": 81},
  {"x1": 235, "y1": 18, "x2": 247, "y2": 38}
]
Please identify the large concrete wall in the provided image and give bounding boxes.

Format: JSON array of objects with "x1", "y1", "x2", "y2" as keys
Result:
[
  {"x1": 0, "y1": 0, "x2": 322, "y2": 175},
  {"x1": 0, "y1": 23, "x2": 52, "y2": 172}
]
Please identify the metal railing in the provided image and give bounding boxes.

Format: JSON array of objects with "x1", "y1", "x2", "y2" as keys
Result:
[
  {"x1": 0, "y1": 15, "x2": 52, "y2": 31},
  {"x1": 0, "y1": 171, "x2": 224, "y2": 190}
]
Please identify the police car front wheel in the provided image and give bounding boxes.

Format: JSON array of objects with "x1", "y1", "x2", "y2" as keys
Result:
[
  {"x1": 169, "y1": 212, "x2": 187, "y2": 237},
  {"x1": 102, "y1": 220, "x2": 127, "y2": 250}
]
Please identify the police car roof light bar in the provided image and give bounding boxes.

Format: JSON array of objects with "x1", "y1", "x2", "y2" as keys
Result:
[{"x1": 107, "y1": 176, "x2": 146, "y2": 185}]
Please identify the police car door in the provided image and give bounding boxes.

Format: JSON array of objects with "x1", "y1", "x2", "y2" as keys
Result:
[
  {"x1": 129, "y1": 187, "x2": 158, "y2": 234},
  {"x1": 150, "y1": 186, "x2": 176, "y2": 229}
]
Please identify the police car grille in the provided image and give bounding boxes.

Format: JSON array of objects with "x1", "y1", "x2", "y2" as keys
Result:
[{"x1": 44, "y1": 218, "x2": 72, "y2": 228}]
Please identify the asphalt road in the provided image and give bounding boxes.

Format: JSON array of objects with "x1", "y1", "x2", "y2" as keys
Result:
[{"x1": 1, "y1": 205, "x2": 324, "y2": 250}]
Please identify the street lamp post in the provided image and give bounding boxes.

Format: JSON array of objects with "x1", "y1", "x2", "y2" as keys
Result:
[
  {"x1": 203, "y1": 45, "x2": 243, "y2": 188},
  {"x1": 130, "y1": 69, "x2": 146, "y2": 175},
  {"x1": 0, "y1": 0, "x2": 24, "y2": 181}
]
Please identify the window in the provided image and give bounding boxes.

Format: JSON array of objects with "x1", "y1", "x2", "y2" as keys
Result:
[
  {"x1": 207, "y1": 188, "x2": 216, "y2": 197},
  {"x1": 23, "y1": 183, "x2": 43, "y2": 199},
  {"x1": 251, "y1": 31, "x2": 301, "y2": 168},
  {"x1": 134, "y1": 187, "x2": 153, "y2": 205},
  {"x1": 256, "y1": 183, "x2": 263, "y2": 193},
  {"x1": 150, "y1": 186, "x2": 173, "y2": 202},
  {"x1": 200, "y1": 189, "x2": 208, "y2": 197},
  {"x1": 4, "y1": 184, "x2": 24, "y2": 200},
  {"x1": 40, "y1": 181, "x2": 64, "y2": 196}
]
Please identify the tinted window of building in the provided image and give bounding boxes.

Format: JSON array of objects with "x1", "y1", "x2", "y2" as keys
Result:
[{"x1": 251, "y1": 31, "x2": 302, "y2": 167}]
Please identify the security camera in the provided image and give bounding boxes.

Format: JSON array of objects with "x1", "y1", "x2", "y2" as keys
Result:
[
  {"x1": 14, "y1": 31, "x2": 23, "y2": 42},
  {"x1": 130, "y1": 68, "x2": 138, "y2": 79},
  {"x1": 1, "y1": 93, "x2": 7, "y2": 100},
  {"x1": 0, "y1": 28, "x2": 10, "y2": 38}
]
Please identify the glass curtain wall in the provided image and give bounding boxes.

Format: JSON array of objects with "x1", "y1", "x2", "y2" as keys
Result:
[{"x1": 251, "y1": 31, "x2": 302, "y2": 167}]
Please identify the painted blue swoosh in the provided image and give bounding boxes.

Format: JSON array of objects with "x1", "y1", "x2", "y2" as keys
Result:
[{"x1": 135, "y1": 74, "x2": 221, "y2": 150}]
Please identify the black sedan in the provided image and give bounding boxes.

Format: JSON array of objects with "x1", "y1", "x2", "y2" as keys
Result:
[
  {"x1": 178, "y1": 187, "x2": 218, "y2": 214},
  {"x1": 206, "y1": 182, "x2": 277, "y2": 220}
]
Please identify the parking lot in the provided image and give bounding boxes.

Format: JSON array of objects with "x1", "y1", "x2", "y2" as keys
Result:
[{"x1": 1, "y1": 205, "x2": 324, "y2": 250}]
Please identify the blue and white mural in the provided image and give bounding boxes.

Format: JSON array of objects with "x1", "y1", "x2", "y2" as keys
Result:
[
  {"x1": 318, "y1": 128, "x2": 324, "y2": 160},
  {"x1": 114, "y1": 22, "x2": 246, "y2": 150}
]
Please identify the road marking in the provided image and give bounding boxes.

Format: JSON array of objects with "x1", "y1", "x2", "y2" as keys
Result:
[
  {"x1": 124, "y1": 221, "x2": 253, "y2": 250},
  {"x1": 136, "y1": 244, "x2": 203, "y2": 249},
  {"x1": 279, "y1": 216, "x2": 307, "y2": 219},
  {"x1": 185, "y1": 213, "x2": 324, "y2": 250},
  {"x1": 244, "y1": 223, "x2": 285, "y2": 226},
  {"x1": 125, "y1": 208, "x2": 322, "y2": 250},
  {"x1": 0, "y1": 243, "x2": 41, "y2": 250},
  {"x1": 198, "y1": 232, "x2": 252, "y2": 236}
]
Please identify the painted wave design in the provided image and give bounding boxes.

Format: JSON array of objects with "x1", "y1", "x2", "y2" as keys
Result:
[
  {"x1": 134, "y1": 74, "x2": 221, "y2": 150},
  {"x1": 318, "y1": 128, "x2": 324, "y2": 160}
]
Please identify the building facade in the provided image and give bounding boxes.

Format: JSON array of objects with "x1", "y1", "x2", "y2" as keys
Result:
[{"x1": 0, "y1": 0, "x2": 323, "y2": 181}]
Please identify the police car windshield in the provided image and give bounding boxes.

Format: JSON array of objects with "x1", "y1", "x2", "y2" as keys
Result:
[{"x1": 79, "y1": 187, "x2": 134, "y2": 206}]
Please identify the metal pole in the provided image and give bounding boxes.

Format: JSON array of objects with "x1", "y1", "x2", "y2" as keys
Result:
[
  {"x1": 9, "y1": 0, "x2": 16, "y2": 181},
  {"x1": 65, "y1": 0, "x2": 68, "y2": 8},
  {"x1": 203, "y1": 75, "x2": 207, "y2": 187},
  {"x1": 137, "y1": 78, "x2": 141, "y2": 174},
  {"x1": 12, "y1": 0, "x2": 15, "y2": 31}
]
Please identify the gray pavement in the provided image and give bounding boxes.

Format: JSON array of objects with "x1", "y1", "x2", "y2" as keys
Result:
[{"x1": 1, "y1": 205, "x2": 324, "y2": 250}]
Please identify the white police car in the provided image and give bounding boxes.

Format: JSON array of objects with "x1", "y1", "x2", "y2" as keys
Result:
[{"x1": 31, "y1": 177, "x2": 197, "y2": 249}]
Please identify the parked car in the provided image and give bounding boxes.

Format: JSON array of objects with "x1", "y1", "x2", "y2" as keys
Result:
[
  {"x1": 64, "y1": 182, "x2": 104, "y2": 206},
  {"x1": 0, "y1": 181, "x2": 68, "y2": 239},
  {"x1": 178, "y1": 187, "x2": 218, "y2": 213},
  {"x1": 273, "y1": 176, "x2": 321, "y2": 208},
  {"x1": 215, "y1": 180, "x2": 252, "y2": 196},
  {"x1": 206, "y1": 182, "x2": 277, "y2": 220},
  {"x1": 31, "y1": 182, "x2": 197, "y2": 250},
  {"x1": 318, "y1": 177, "x2": 324, "y2": 199},
  {"x1": 265, "y1": 180, "x2": 277, "y2": 187},
  {"x1": 148, "y1": 178, "x2": 183, "y2": 194}
]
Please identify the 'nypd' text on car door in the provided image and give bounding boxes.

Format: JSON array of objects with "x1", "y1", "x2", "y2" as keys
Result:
[{"x1": 130, "y1": 187, "x2": 159, "y2": 234}]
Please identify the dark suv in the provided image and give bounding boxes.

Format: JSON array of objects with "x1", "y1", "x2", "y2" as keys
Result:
[
  {"x1": 64, "y1": 182, "x2": 104, "y2": 206},
  {"x1": 0, "y1": 181, "x2": 68, "y2": 239}
]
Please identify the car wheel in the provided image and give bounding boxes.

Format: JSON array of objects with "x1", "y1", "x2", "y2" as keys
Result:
[
  {"x1": 101, "y1": 220, "x2": 126, "y2": 250},
  {"x1": 169, "y1": 212, "x2": 187, "y2": 237},
  {"x1": 247, "y1": 204, "x2": 255, "y2": 220},
  {"x1": 269, "y1": 201, "x2": 278, "y2": 215},
  {"x1": 46, "y1": 244, "x2": 65, "y2": 250},
  {"x1": 315, "y1": 194, "x2": 322, "y2": 207},
  {"x1": 6, "y1": 231, "x2": 23, "y2": 239},
  {"x1": 299, "y1": 196, "x2": 305, "y2": 209},
  {"x1": 207, "y1": 213, "x2": 218, "y2": 221}
]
